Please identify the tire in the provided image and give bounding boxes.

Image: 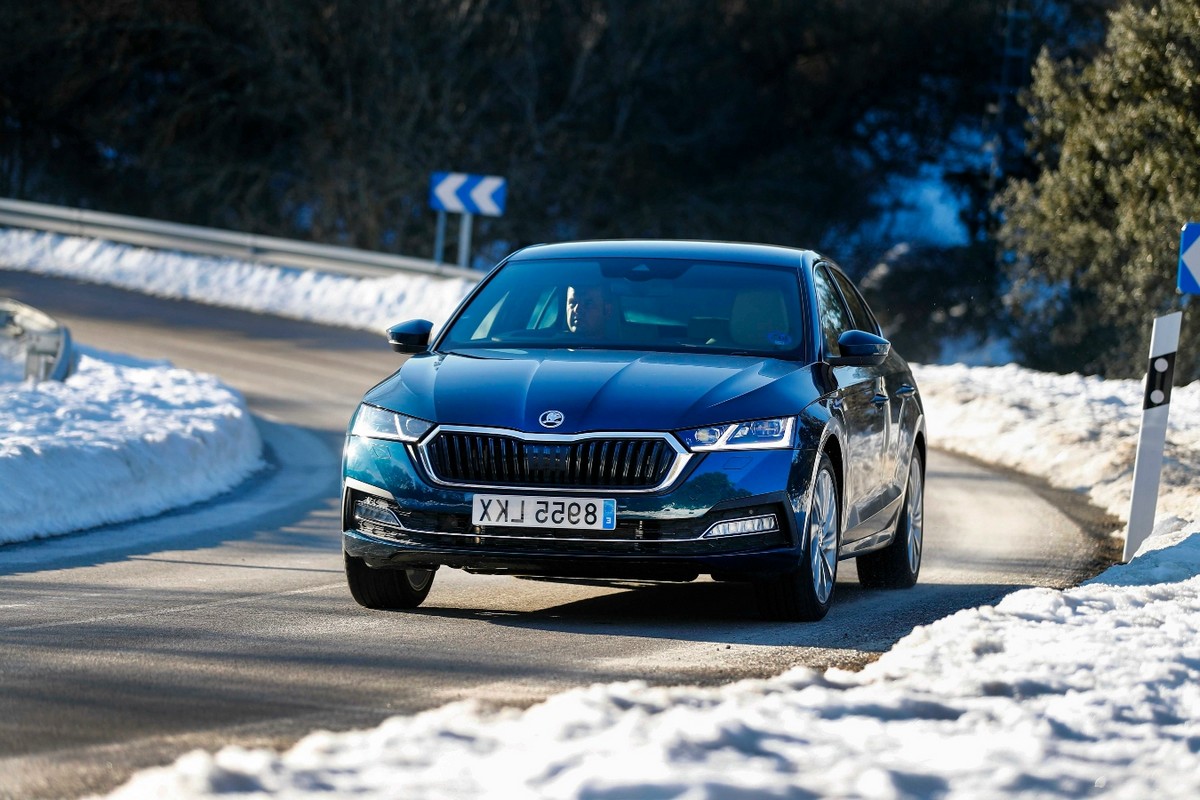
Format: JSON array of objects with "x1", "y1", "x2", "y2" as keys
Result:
[
  {"x1": 345, "y1": 552, "x2": 435, "y2": 609},
  {"x1": 755, "y1": 452, "x2": 840, "y2": 621},
  {"x1": 857, "y1": 448, "x2": 924, "y2": 589}
]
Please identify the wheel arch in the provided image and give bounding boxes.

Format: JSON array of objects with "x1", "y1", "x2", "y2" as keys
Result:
[{"x1": 822, "y1": 433, "x2": 844, "y2": 508}]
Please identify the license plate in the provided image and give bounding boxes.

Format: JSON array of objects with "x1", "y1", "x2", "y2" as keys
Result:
[{"x1": 471, "y1": 495, "x2": 617, "y2": 530}]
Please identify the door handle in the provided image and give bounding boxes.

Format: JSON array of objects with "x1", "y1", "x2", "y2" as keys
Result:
[{"x1": 871, "y1": 377, "x2": 889, "y2": 407}]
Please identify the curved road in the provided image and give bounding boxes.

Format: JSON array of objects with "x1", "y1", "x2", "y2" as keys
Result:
[{"x1": 0, "y1": 271, "x2": 1119, "y2": 799}]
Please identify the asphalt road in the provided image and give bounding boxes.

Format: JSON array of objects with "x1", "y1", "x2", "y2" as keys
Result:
[{"x1": 0, "y1": 270, "x2": 1120, "y2": 799}]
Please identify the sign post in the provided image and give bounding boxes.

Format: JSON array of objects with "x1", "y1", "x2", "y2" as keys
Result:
[
  {"x1": 433, "y1": 210, "x2": 448, "y2": 266},
  {"x1": 1123, "y1": 221, "x2": 1197, "y2": 561},
  {"x1": 1123, "y1": 311, "x2": 1181, "y2": 562},
  {"x1": 429, "y1": 172, "x2": 507, "y2": 268}
]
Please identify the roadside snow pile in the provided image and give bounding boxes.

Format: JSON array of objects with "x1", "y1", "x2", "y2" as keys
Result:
[
  {"x1": 0, "y1": 227, "x2": 474, "y2": 332},
  {"x1": 912, "y1": 363, "x2": 1200, "y2": 530},
  {"x1": 0, "y1": 347, "x2": 263, "y2": 544},
  {"x1": 105, "y1": 363, "x2": 1200, "y2": 798}
]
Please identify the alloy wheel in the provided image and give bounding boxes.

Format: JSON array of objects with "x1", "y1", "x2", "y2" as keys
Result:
[
  {"x1": 809, "y1": 468, "x2": 839, "y2": 604},
  {"x1": 906, "y1": 459, "x2": 924, "y2": 574}
]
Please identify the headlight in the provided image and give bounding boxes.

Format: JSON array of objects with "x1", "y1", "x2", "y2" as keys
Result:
[
  {"x1": 351, "y1": 404, "x2": 433, "y2": 443},
  {"x1": 678, "y1": 417, "x2": 795, "y2": 452}
]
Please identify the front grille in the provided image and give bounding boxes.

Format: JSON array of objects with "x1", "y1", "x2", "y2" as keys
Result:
[{"x1": 421, "y1": 431, "x2": 679, "y2": 489}]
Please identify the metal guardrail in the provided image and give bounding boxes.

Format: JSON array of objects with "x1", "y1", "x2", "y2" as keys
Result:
[
  {"x1": 0, "y1": 298, "x2": 76, "y2": 382},
  {"x1": 0, "y1": 197, "x2": 482, "y2": 281}
]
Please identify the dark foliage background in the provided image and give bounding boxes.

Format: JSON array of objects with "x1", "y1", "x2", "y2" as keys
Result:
[
  {"x1": 1, "y1": 1, "x2": 1001, "y2": 248},
  {"x1": 13, "y1": 0, "x2": 1186, "y2": 379}
]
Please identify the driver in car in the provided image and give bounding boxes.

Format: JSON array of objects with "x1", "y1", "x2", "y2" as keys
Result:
[{"x1": 566, "y1": 283, "x2": 613, "y2": 338}]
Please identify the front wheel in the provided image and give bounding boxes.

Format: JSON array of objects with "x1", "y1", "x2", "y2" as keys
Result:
[
  {"x1": 755, "y1": 452, "x2": 840, "y2": 621},
  {"x1": 857, "y1": 448, "x2": 924, "y2": 589},
  {"x1": 345, "y1": 552, "x2": 435, "y2": 609}
]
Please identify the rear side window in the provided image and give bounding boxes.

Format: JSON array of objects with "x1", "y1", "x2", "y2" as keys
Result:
[
  {"x1": 812, "y1": 265, "x2": 853, "y2": 356},
  {"x1": 829, "y1": 267, "x2": 878, "y2": 334}
]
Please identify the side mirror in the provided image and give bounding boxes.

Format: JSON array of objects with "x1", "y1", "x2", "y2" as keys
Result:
[
  {"x1": 828, "y1": 329, "x2": 890, "y2": 367},
  {"x1": 386, "y1": 319, "x2": 434, "y2": 354}
]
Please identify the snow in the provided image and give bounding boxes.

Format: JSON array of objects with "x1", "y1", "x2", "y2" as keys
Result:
[
  {"x1": 0, "y1": 226, "x2": 468, "y2": 545},
  {"x1": 875, "y1": 168, "x2": 970, "y2": 247},
  {"x1": 0, "y1": 227, "x2": 475, "y2": 334},
  {"x1": 916, "y1": 363, "x2": 1200, "y2": 525},
  {"x1": 2, "y1": 227, "x2": 1199, "y2": 798},
  {"x1": 0, "y1": 346, "x2": 264, "y2": 544}
]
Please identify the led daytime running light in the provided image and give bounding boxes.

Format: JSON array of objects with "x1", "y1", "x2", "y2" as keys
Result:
[
  {"x1": 352, "y1": 404, "x2": 432, "y2": 442},
  {"x1": 702, "y1": 513, "x2": 779, "y2": 539},
  {"x1": 682, "y1": 417, "x2": 795, "y2": 452}
]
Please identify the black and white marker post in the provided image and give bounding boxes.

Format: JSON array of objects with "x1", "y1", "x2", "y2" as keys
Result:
[{"x1": 1123, "y1": 311, "x2": 1182, "y2": 562}]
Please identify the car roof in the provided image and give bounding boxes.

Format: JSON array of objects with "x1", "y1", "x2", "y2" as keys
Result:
[{"x1": 505, "y1": 239, "x2": 820, "y2": 268}]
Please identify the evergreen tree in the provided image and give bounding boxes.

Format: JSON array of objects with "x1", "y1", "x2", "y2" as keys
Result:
[{"x1": 998, "y1": 0, "x2": 1200, "y2": 379}]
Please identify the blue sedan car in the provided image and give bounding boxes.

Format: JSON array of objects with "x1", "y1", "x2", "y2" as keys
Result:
[{"x1": 342, "y1": 240, "x2": 925, "y2": 621}]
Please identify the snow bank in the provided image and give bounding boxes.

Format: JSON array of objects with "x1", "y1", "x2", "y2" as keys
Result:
[
  {"x1": 0, "y1": 347, "x2": 263, "y2": 543},
  {"x1": 1, "y1": 224, "x2": 471, "y2": 544},
  {"x1": 913, "y1": 363, "x2": 1200, "y2": 534},
  {"x1": 0, "y1": 227, "x2": 474, "y2": 331}
]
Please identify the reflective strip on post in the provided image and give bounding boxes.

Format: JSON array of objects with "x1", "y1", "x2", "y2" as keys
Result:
[
  {"x1": 1123, "y1": 311, "x2": 1182, "y2": 562},
  {"x1": 1143, "y1": 352, "x2": 1175, "y2": 409}
]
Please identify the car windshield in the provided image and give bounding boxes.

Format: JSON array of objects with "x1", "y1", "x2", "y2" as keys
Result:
[{"x1": 438, "y1": 257, "x2": 807, "y2": 357}]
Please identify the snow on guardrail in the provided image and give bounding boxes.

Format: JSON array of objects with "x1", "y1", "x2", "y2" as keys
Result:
[
  {"x1": 0, "y1": 196, "x2": 481, "y2": 280},
  {"x1": 0, "y1": 227, "x2": 477, "y2": 333}
]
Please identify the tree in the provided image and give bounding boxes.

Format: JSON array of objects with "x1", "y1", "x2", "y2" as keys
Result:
[
  {"x1": 998, "y1": 0, "x2": 1200, "y2": 379},
  {"x1": 0, "y1": 1, "x2": 1002, "y2": 251}
]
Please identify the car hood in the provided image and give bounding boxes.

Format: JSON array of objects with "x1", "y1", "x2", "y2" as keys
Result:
[{"x1": 364, "y1": 349, "x2": 824, "y2": 433}]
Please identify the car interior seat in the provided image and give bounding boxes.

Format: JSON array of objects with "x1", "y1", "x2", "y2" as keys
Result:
[{"x1": 729, "y1": 290, "x2": 791, "y2": 349}]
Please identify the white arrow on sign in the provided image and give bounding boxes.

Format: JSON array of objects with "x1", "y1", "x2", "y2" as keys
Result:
[
  {"x1": 470, "y1": 176, "x2": 505, "y2": 217},
  {"x1": 433, "y1": 173, "x2": 469, "y2": 213},
  {"x1": 1182, "y1": 233, "x2": 1200, "y2": 283}
]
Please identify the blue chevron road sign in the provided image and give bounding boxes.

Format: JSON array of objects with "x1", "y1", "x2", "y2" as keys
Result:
[
  {"x1": 429, "y1": 172, "x2": 507, "y2": 217},
  {"x1": 1180, "y1": 223, "x2": 1200, "y2": 295}
]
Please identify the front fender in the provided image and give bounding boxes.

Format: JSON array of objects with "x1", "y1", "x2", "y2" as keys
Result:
[{"x1": 786, "y1": 395, "x2": 847, "y2": 549}]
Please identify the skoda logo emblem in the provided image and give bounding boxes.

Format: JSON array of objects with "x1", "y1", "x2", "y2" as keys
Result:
[{"x1": 539, "y1": 410, "x2": 565, "y2": 429}]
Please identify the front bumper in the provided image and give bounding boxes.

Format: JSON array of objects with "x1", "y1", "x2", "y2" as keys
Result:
[{"x1": 342, "y1": 434, "x2": 816, "y2": 581}]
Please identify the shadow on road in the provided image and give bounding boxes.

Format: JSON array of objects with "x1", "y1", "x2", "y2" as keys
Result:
[{"x1": 403, "y1": 576, "x2": 1028, "y2": 652}]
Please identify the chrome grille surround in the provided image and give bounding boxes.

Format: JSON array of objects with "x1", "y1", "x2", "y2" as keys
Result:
[{"x1": 415, "y1": 425, "x2": 691, "y2": 493}]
